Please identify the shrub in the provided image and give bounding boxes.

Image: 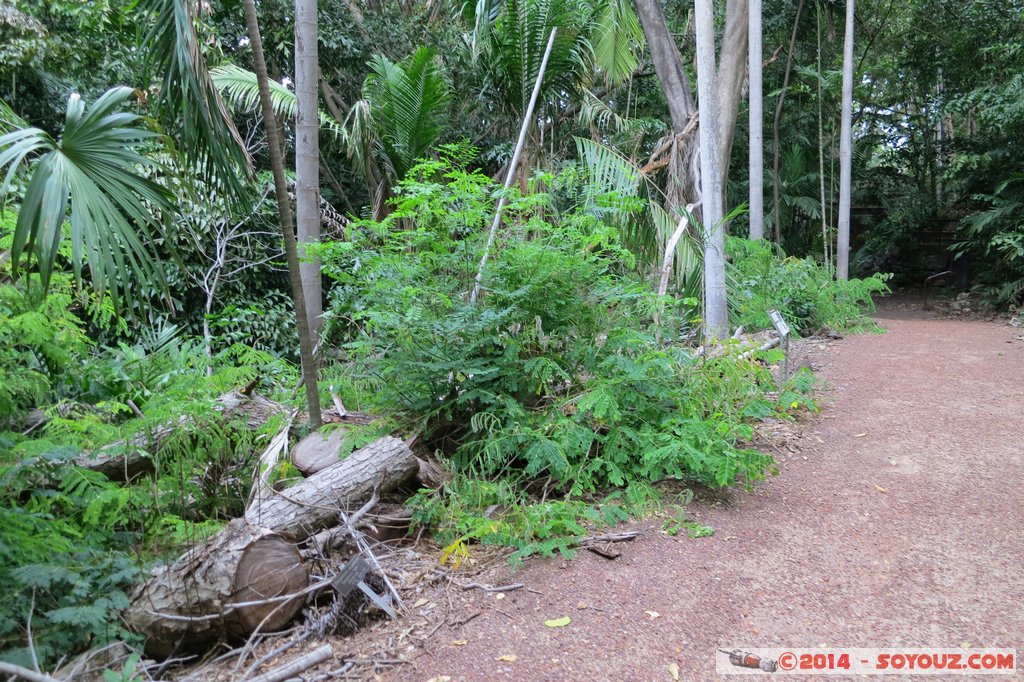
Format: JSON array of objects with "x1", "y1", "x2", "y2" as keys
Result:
[
  {"x1": 728, "y1": 236, "x2": 890, "y2": 335},
  {"x1": 321, "y1": 158, "x2": 815, "y2": 558}
]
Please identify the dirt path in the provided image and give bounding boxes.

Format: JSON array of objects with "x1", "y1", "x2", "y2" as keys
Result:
[{"x1": 389, "y1": 306, "x2": 1024, "y2": 680}]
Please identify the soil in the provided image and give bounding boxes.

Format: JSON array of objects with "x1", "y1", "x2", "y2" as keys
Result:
[{"x1": 198, "y1": 301, "x2": 1024, "y2": 681}]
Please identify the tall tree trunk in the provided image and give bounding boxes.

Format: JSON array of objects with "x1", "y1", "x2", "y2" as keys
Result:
[
  {"x1": 295, "y1": 0, "x2": 322, "y2": 340},
  {"x1": 242, "y1": 0, "x2": 322, "y2": 428},
  {"x1": 748, "y1": 0, "x2": 764, "y2": 239},
  {"x1": 771, "y1": 0, "x2": 806, "y2": 242},
  {"x1": 714, "y1": 0, "x2": 748, "y2": 180},
  {"x1": 836, "y1": 0, "x2": 855, "y2": 280},
  {"x1": 694, "y1": 0, "x2": 728, "y2": 340},
  {"x1": 816, "y1": 0, "x2": 830, "y2": 268},
  {"x1": 633, "y1": 0, "x2": 699, "y2": 213},
  {"x1": 634, "y1": 0, "x2": 748, "y2": 217}
]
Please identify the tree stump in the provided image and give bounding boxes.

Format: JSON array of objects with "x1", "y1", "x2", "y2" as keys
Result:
[
  {"x1": 290, "y1": 427, "x2": 348, "y2": 476},
  {"x1": 125, "y1": 519, "x2": 308, "y2": 658},
  {"x1": 246, "y1": 436, "x2": 416, "y2": 541}
]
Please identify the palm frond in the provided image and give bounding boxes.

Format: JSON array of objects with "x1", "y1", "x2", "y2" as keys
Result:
[
  {"x1": 578, "y1": 88, "x2": 628, "y2": 132},
  {"x1": 650, "y1": 200, "x2": 702, "y2": 296},
  {"x1": 591, "y1": 0, "x2": 644, "y2": 86},
  {"x1": 0, "y1": 87, "x2": 172, "y2": 313},
  {"x1": 362, "y1": 47, "x2": 449, "y2": 180},
  {"x1": 210, "y1": 64, "x2": 348, "y2": 141},
  {"x1": 140, "y1": 0, "x2": 252, "y2": 200}
]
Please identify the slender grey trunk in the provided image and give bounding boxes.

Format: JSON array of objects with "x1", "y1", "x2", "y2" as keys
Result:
[
  {"x1": 837, "y1": 0, "x2": 855, "y2": 280},
  {"x1": 748, "y1": 0, "x2": 764, "y2": 239},
  {"x1": 242, "y1": 0, "x2": 322, "y2": 428},
  {"x1": 771, "y1": 0, "x2": 806, "y2": 242},
  {"x1": 816, "y1": 1, "x2": 829, "y2": 268},
  {"x1": 295, "y1": 0, "x2": 322, "y2": 339},
  {"x1": 695, "y1": 0, "x2": 728, "y2": 340}
]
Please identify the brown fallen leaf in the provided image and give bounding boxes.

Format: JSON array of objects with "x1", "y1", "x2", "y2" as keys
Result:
[
  {"x1": 874, "y1": 484, "x2": 888, "y2": 493},
  {"x1": 855, "y1": 432, "x2": 867, "y2": 437},
  {"x1": 451, "y1": 639, "x2": 467, "y2": 646},
  {"x1": 496, "y1": 654, "x2": 517, "y2": 662},
  {"x1": 412, "y1": 598, "x2": 430, "y2": 608}
]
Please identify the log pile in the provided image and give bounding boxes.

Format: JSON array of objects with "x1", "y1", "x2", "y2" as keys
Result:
[{"x1": 125, "y1": 418, "x2": 421, "y2": 658}]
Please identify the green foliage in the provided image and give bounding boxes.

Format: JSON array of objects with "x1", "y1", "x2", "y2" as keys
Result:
[
  {"x1": 210, "y1": 64, "x2": 347, "y2": 140},
  {"x1": 728, "y1": 236, "x2": 891, "y2": 335},
  {"x1": 361, "y1": 47, "x2": 450, "y2": 181},
  {"x1": 0, "y1": 455, "x2": 145, "y2": 666},
  {"x1": 322, "y1": 156, "x2": 818, "y2": 559},
  {"x1": 953, "y1": 175, "x2": 1024, "y2": 306},
  {"x1": 0, "y1": 86, "x2": 173, "y2": 314}
]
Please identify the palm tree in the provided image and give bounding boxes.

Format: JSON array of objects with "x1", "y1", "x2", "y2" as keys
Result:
[
  {"x1": 350, "y1": 47, "x2": 450, "y2": 218},
  {"x1": 694, "y1": 0, "x2": 728, "y2": 340},
  {"x1": 0, "y1": 87, "x2": 172, "y2": 313},
  {"x1": 748, "y1": 0, "x2": 765, "y2": 239}
]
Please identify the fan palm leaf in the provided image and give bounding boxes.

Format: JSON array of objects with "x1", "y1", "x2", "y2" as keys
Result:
[{"x1": 0, "y1": 87, "x2": 172, "y2": 312}]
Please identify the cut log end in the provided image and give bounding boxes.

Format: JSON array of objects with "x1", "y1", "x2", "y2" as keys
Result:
[
  {"x1": 232, "y1": 534, "x2": 309, "y2": 632},
  {"x1": 125, "y1": 519, "x2": 308, "y2": 658}
]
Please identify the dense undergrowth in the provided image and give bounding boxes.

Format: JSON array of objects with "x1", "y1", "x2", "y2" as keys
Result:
[
  {"x1": 0, "y1": 162, "x2": 888, "y2": 667},
  {"x1": 318, "y1": 157, "x2": 887, "y2": 562}
]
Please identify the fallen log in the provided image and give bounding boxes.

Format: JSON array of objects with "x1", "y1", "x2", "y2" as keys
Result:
[
  {"x1": 79, "y1": 390, "x2": 283, "y2": 481},
  {"x1": 125, "y1": 518, "x2": 309, "y2": 658},
  {"x1": 246, "y1": 436, "x2": 417, "y2": 541}
]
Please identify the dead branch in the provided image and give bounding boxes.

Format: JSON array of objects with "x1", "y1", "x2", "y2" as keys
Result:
[{"x1": 248, "y1": 644, "x2": 333, "y2": 682}]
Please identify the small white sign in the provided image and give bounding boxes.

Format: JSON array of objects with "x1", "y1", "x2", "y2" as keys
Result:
[{"x1": 768, "y1": 309, "x2": 791, "y2": 338}]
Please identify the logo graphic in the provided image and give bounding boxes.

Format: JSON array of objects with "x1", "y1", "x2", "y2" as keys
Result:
[{"x1": 721, "y1": 649, "x2": 778, "y2": 673}]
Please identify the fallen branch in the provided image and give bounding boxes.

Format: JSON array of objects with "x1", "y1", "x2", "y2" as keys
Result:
[
  {"x1": 248, "y1": 644, "x2": 333, "y2": 682},
  {"x1": 576, "y1": 531, "x2": 640, "y2": 546},
  {"x1": 585, "y1": 545, "x2": 622, "y2": 560},
  {"x1": 0, "y1": 662, "x2": 61, "y2": 682},
  {"x1": 81, "y1": 390, "x2": 284, "y2": 481},
  {"x1": 460, "y1": 582, "x2": 524, "y2": 593}
]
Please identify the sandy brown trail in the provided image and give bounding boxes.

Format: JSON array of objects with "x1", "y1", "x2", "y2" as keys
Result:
[{"x1": 397, "y1": 305, "x2": 1024, "y2": 681}]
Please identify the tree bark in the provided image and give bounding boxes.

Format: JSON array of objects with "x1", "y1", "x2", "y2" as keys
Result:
[
  {"x1": 634, "y1": 0, "x2": 748, "y2": 216},
  {"x1": 714, "y1": 0, "x2": 748, "y2": 179},
  {"x1": 295, "y1": 0, "x2": 323, "y2": 339},
  {"x1": 80, "y1": 391, "x2": 283, "y2": 481},
  {"x1": 246, "y1": 436, "x2": 416, "y2": 540},
  {"x1": 242, "y1": 0, "x2": 322, "y2": 428},
  {"x1": 125, "y1": 519, "x2": 309, "y2": 658},
  {"x1": 837, "y1": 0, "x2": 855, "y2": 280},
  {"x1": 695, "y1": 0, "x2": 728, "y2": 341},
  {"x1": 748, "y1": 0, "x2": 765, "y2": 239},
  {"x1": 634, "y1": 0, "x2": 699, "y2": 213}
]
